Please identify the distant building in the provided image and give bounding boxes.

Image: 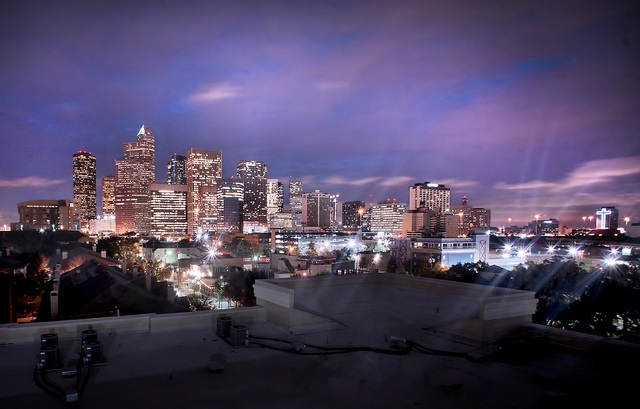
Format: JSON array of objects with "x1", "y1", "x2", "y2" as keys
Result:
[
  {"x1": 16, "y1": 200, "x2": 73, "y2": 231},
  {"x1": 186, "y1": 148, "x2": 222, "y2": 235},
  {"x1": 115, "y1": 125, "x2": 155, "y2": 234},
  {"x1": 221, "y1": 178, "x2": 244, "y2": 233},
  {"x1": 402, "y1": 207, "x2": 436, "y2": 238},
  {"x1": 166, "y1": 154, "x2": 187, "y2": 185},
  {"x1": 149, "y1": 183, "x2": 188, "y2": 238},
  {"x1": 267, "y1": 178, "x2": 284, "y2": 223},
  {"x1": 409, "y1": 182, "x2": 450, "y2": 233},
  {"x1": 289, "y1": 178, "x2": 303, "y2": 229},
  {"x1": 72, "y1": 150, "x2": 96, "y2": 230},
  {"x1": 369, "y1": 200, "x2": 406, "y2": 236},
  {"x1": 595, "y1": 206, "x2": 619, "y2": 231},
  {"x1": 302, "y1": 190, "x2": 332, "y2": 230},
  {"x1": 392, "y1": 234, "x2": 489, "y2": 271},
  {"x1": 342, "y1": 200, "x2": 366, "y2": 230},
  {"x1": 101, "y1": 176, "x2": 115, "y2": 217},
  {"x1": 448, "y1": 197, "x2": 491, "y2": 238},
  {"x1": 237, "y1": 161, "x2": 268, "y2": 233}
]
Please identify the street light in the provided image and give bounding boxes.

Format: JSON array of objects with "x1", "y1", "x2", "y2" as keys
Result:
[{"x1": 534, "y1": 214, "x2": 541, "y2": 235}]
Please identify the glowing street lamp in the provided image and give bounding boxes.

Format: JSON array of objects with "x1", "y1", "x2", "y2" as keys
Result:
[
  {"x1": 588, "y1": 216, "x2": 594, "y2": 228},
  {"x1": 624, "y1": 217, "x2": 630, "y2": 226}
]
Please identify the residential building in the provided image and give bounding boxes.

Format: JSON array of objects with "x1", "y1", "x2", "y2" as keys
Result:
[
  {"x1": 72, "y1": 150, "x2": 96, "y2": 230},
  {"x1": 186, "y1": 148, "x2": 222, "y2": 235},
  {"x1": 237, "y1": 161, "x2": 268, "y2": 233},
  {"x1": 114, "y1": 125, "x2": 155, "y2": 234}
]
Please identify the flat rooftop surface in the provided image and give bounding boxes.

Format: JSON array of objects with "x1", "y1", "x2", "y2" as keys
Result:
[{"x1": 2, "y1": 317, "x2": 635, "y2": 409}]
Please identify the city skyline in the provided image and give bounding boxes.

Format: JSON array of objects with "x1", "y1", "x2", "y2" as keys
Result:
[{"x1": 1, "y1": 1, "x2": 639, "y2": 228}]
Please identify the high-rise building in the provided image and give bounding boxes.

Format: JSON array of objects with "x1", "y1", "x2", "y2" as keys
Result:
[
  {"x1": 342, "y1": 200, "x2": 366, "y2": 229},
  {"x1": 369, "y1": 200, "x2": 406, "y2": 236},
  {"x1": 166, "y1": 154, "x2": 187, "y2": 185},
  {"x1": 186, "y1": 148, "x2": 222, "y2": 235},
  {"x1": 101, "y1": 176, "x2": 115, "y2": 217},
  {"x1": 149, "y1": 183, "x2": 188, "y2": 237},
  {"x1": 409, "y1": 182, "x2": 450, "y2": 233},
  {"x1": 114, "y1": 125, "x2": 155, "y2": 234},
  {"x1": 267, "y1": 179, "x2": 284, "y2": 223},
  {"x1": 237, "y1": 161, "x2": 268, "y2": 233},
  {"x1": 449, "y1": 197, "x2": 491, "y2": 237},
  {"x1": 221, "y1": 178, "x2": 244, "y2": 233},
  {"x1": 72, "y1": 150, "x2": 96, "y2": 230},
  {"x1": 302, "y1": 190, "x2": 332, "y2": 229},
  {"x1": 289, "y1": 178, "x2": 303, "y2": 229}
]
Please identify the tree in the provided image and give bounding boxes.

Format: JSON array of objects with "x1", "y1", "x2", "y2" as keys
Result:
[
  {"x1": 187, "y1": 293, "x2": 214, "y2": 311},
  {"x1": 306, "y1": 242, "x2": 318, "y2": 258}
]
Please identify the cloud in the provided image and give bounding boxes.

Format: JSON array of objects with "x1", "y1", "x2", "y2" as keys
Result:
[
  {"x1": 0, "y1": 176, "x2": 66, "y2": 188},
  {"x1": 314, "y1": 81, "x2": 350, "y2": 91},
  {"x1": 323, "y1": 176, "x2": 381, "y2": 185},
  {"x1": 494, "y1": 156, "x2": 640, "y2": 192},
  {"x1": 378, "y1": 176, "x2": 415, "y2": 187},
  {"x1": 187, "y1": 83, "x2": 242, "y2": 103}
]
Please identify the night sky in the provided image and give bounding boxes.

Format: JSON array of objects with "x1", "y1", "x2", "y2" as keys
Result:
[{"x1": 1, "y1": 0, "x2": 639, "y2": 229}]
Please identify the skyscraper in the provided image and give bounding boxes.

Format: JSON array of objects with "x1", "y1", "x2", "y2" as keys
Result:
[
  {"x1": 267, "y1": 178, "x2": 284, "y2": 223},
  {"x1": 289, "y1": 178, "x2": 303, "y2": 229},
  {"x1": 237, "y1": 160, "x2": 268, "y2": 233},
  {"x1": 114, "y1": 125, "x2": 155, "y2": 234},
  {"x1": 166, "y1": 154, "x2": 187, "y2": 185},
  {"x1": 369, "y1": 200, "x2": 406, "y2": 236},
  {"x1": 72, "y1": 150, "x2": 96, "y2": 230},
  {"x1": 302, "y1": 190, "x2": 332, "y2": 229},
  {"x1": 186, "y1": 148, "x2": 222, "y2": 235},
  {"x1": 221, "y1": 178, "x2": 244, "y2": 233},
  {"x1": 101, "y1": 176, "x2": 115, "y2": 217},
  {"x1": 342, "y1": 200, "x2": 366, "y2": 229},
  {"x1": 149, "y1": 183, "x2": 188, "y2": 237},
  {"x1": 409, "y1": 182, "x2": 451, "y2": 233}
]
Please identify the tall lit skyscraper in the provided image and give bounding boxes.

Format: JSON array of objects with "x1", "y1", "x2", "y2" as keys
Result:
[
  {"x1": 289, "y1": 178, "x2": 303, "y2": 229},
  {"x1": 237, "y1": 160, "x2": 268, "y2": 233},
  {"x1": 186, "y1": 148, "x2": 222, "y2": 235},
  {"x1": 101, "y1": 176, "x2": 115, "y2": 217},
  {"x1": 149, "y1": 183, "x2": 188, "y2": 237},
  {"x1": 267, "y1": 178, "x2": 284, "y2": 223},
  {"x1": 166, "y1": 154, "x2": 187, "y2": 185},
  {"x1": 72, "y1": 150, "x2": 96, "y2": 230},
  {"x1": 115, "y1": 125, "x2": 155, "y2": 234}
]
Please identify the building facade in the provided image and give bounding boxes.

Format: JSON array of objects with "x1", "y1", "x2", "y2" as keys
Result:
[
  {"x1": 72, "y1": 150, "x2": 97, "y2": 230},
  {"x1": 267, "y1": 178, "x2": 284, "y2": 223},
  {"x1": 369, "y1": 200, "x2": 406, "y2": 236},
  {"x1": 237, "y1": 161, "x2": 268, "y2": 233},
  {"x1": 16, "y1": 200, "x2": 73, "y2": 231},
  {"x1": 302, "y1": 190, "x2": 332, "y2": 229},
  {"x1": 289, "y1": 178, "x2": 303, "y2": 230},
  {"x1": 409, "y1": 182, "x2": 451, "y2": 233},
  {"x1": 186, "y1": 148, "x2": 223, "y2": 235},
  {"x1": 101, "y1": 176, "x2": 115, "y2": 217},
  {"x1": 114, "y1": 125, "x2": 155, "y2": 234},
  {"x1": 221, "y1": 178, "x2": 244, "y2": 233},
  {"x1": 166, "y1": 154, "x2": 187, "y2": 185},
  {"x1": 342, "y1": 200, "x2": 366, "y2": 229},
  {"x1": 149, "y1": 183, "x2": 188, "y2": 237}
]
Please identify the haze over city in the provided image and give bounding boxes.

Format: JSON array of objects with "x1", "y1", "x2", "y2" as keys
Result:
[{"x1": 1, "y1": 0, "x2": 639, "y2": 229}]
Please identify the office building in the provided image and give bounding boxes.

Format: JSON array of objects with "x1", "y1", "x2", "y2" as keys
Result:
[
  {"x1": 166, "y1": 154, "x2": 187, "y2": 185},
  {"x1": 114, "y1": 125, "x2": 155, "y2": 234},
  {"x1": 289, "y1": 178, "x2": 303, "y2": 229},
  {"x1": 237, "y1": 161, "x2": 268, "y2": 233},
  {"x1": 221, "y1": 178, "x2": 244, "y2": 233},
  {"x1": 101, "y1": 176, "x2": 115, "y2": 217},
  {"x1": 186, "y1": 148, "x2": 223, "y2": 235},
  {"x1": 267, "y1": 178, "x2": 284, "y2": 223},
  {"x1": 16, "y1": 200, "x2": 73, "y2": 231},
  {"x1": 149, "y1": 183, "x2": 188, "y2": 238},
  {"x1": 342, "y1": 200, "x2": 366, "y2": 229},
  {"x1": 72, "y1": 150, "x2": 96, "y2": 230},
  {"x1": 369, "y1": 200, "x2": 406, "y2": 236},
  {"x1": 595, "y1": 206, "x2": 619, "y2": 231},
  {"x1": 302, "y1": 190, "x2": 332, "y2": 230},
  {"x1": 402, "y1": 207, "x2": 436, "y2": 238}
]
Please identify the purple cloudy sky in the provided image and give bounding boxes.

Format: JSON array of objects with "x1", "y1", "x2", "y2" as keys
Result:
[{"x1": 1, "y1": 0, "x2": 639, "y2": 229}]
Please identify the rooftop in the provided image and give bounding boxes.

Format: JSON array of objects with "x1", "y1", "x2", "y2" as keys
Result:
[{"x1": 1, "y1": 274, "x2": 638, "y2": 409}]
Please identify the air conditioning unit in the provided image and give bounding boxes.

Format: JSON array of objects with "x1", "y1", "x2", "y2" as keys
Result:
[
  {"x1": 230, "y1": 325, "x2": 248, "y2": 347},
  {"x1": 39, "y1": 345, "x2": 59, "y2": 371},
  {"x1": 83, "y1": 341, "x2": 103, "y2": 365},
  {"x1": 216, "y1": 316, "x2": 233, "y2": 338}
]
